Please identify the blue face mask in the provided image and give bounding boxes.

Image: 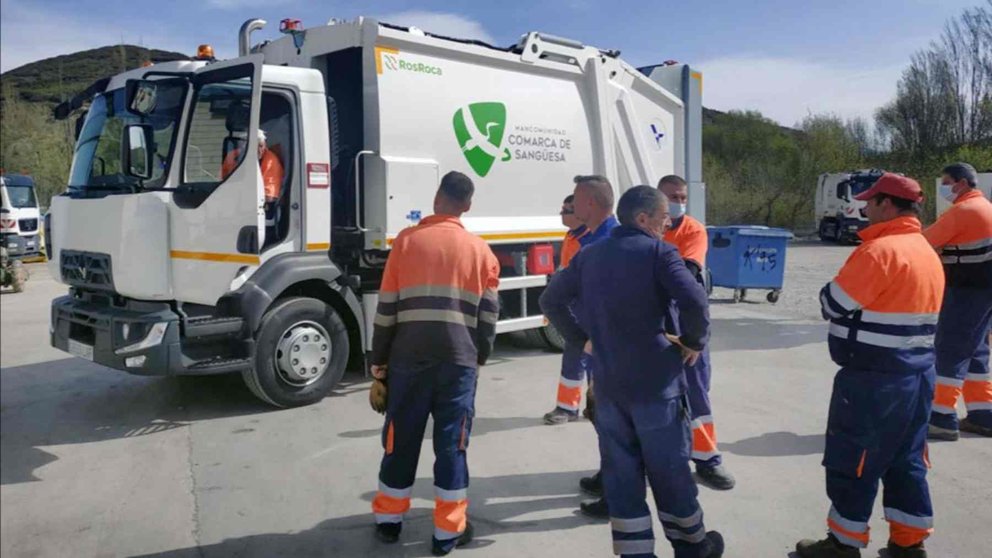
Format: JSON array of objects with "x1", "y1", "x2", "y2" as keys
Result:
[
  {"x1": 670, "y1": 202, "x2": 687, "y2": 219},
  {"x1": 939, "y1": 183, "x2": 958, "y2": 202}
]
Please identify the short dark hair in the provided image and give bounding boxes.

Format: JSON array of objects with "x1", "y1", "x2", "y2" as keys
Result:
[
  {"x1": 658, "y1": 174, "x2": 687, "y2": 189},
  {"x1": 942, "y1": 162, "x2": 978, "y2": 188},
  {"x1": 563, "y1": 194, "x2": 575, "y2": 204},
  {"x1": 574, "y1": 174, "x2": 614, "y2": 210},
  {"x1": 874, "y1": 193, "x2": 921, "y2": 216},
  {"x1": 617, "y1": 185, "x2": 665, "y2": 226},
  {"x1": 439, "y1": 171, "x2": 474, "y2": 204}
]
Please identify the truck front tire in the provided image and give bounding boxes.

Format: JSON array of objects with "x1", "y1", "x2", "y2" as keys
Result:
[{"x1": 243, "y1": 297, "x2": 350, "y2": 407}]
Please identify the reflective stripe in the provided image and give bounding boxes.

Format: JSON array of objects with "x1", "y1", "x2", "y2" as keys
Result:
[
  {"x1": 936, "y1": 376, "x2": 964, "y2": 388},
  {"x1": 692, "y1": 450, "x2": 720, "y2": 461},
  {"x1": 379, "y1": 292, "x2": 399, "y2": 303},
  {"x1": 966, "y1": 373, "x2": 992, "y2": 382},
  {"x1": 613, "y1": 539, "x2": 655, "y2": 555},
  {"x1": 479, "y1": 310, "x2": 499, "y2": 324},
  {"x1": 375, "y1": 513, "x2": 404, "y2": 524},
  {"x1": 884, "y1": 508, "x2": 933, "y2": 529},
  {"x1": 859, "y1": 309, "x2": 939, "y2": 326},
  {"x1": 931, "y1": 403, "x2": 957, "y2": 415},
  {"x1": 610, "y1": 515, "x2": 653, "y2": 533},
  {"x1": 829, "y1": 324, "x2": 934, "y2": 349},
  {"x1": 657, "y1": 508, "x2": 703, "y2": 529},
  {"x1": 965, "y1": 402, "x2": 992, "y2": 411},
  {"x1": 399, "y1": 285, "x2": 482, "y2": 305},
  {"x1": 829, "y1": 282, "x2": 860, "y2": 312},
  {"x1": 434, "y1": 526, "x2": 462, "y2": 541},
  {"x1": 663, "y1": 526, "x2": 707, "y2": 543},
  {"x1": 691, "y1": 415, "x2": 714, "y2": 428},
  {"x1": 559, "y1": 377, "x2": 584, "y2": 389},
  {"x1": 942, "y1": 251, "x2": 992, "y2": 264},
  {"x1": 947, "y1": 237, "x2": 992, "y2": 250},
  {"x1": 374, "y1": 313, "x2": 397, "y2": 327},
  {"x1": 379, "y1": 482, "x2": 412, "y2": 500},
  {"x1": 397, "y1": 309, "x2": 478, "y2": 328},
  {"x1": 435, "y1": 486, "x2": 468, "y2": 501},
  {"x1": 829, "y1": 506, "x2": 868, "y2": 534}
]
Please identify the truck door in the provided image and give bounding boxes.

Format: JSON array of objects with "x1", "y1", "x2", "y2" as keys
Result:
[{"x1": 170, "y1": 55, "x2": 265, "y2": 305}]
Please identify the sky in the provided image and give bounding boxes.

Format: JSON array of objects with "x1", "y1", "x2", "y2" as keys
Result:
[{"x1": 0, "y1": 0, "x2": 981, "y2": 127}]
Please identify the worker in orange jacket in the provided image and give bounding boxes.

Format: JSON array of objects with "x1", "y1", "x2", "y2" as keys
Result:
[
  {"x1": 925, "y1": 162, "x2": 992, "y2": 440},
  {"x1": 369, "y1": 171, "x2": 500, "y2": 556},
  {"x1": 544, "y1": 193, "x2": 590, "y2": 424},
  {"x1": 222, "y1": 129, "x2": 284, "y2": 241},
  {"x1": 658, "y1": 174, "x2": 735, "y2": 491},
  {"x1": 798, "y1": 173, "x2": 944, "y2": 558}
]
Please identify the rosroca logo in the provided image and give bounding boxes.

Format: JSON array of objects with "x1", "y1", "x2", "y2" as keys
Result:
[{"x1": 452, "y1": 102, "x2": 512, "y2": 178}]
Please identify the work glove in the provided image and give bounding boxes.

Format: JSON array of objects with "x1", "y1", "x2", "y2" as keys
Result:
[{"x1": 369, "y1": 378, "x2": 388, "y2": 414}]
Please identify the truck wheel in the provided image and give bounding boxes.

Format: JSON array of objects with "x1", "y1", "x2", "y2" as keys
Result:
[
  {"x1": 242, "y1": 297, "x2": 350, "y2": 408},
  {"x1": 540, "y1": 322, "x2": 566, "y2": 353}
]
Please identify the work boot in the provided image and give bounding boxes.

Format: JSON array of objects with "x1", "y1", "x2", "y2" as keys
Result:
[
  {"x1": 431, "y1": 521, "x2": 474, "y2": 556},
  {"x1": 374, "y1": 522, "x2": 402, "y2": 544},
  {"x1": 960, "y1": 417, "x2": 992, "y2": 437},
  {"x1": 887, "y1": 540, "x2": 927, "y2": 558},
  {"x1": 579, "y1": 470, "x2": 602, "y2": 496},
  {"x1": 927, "y1": 424, "x2": 960, "y2": 441},
  {"x1": 696, "y1": 464, "x2": 736, "y2": 490},
  {"x1": 543, "y1": 407, "x2": 580, "y2": 425},
  {"x1": 579, "y1": 497, "x2": 609, "y2": 519},
  {"x1": 795, "y1": 534, "x2": 860, "y2": 558},
  {"x1": 674, "y1": 531, "x2": 725, "y2": 558}
]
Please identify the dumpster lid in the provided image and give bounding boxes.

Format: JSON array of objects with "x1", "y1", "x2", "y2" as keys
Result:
[{"x1": 706, "y1": 225, "x2": 794, "y2": 239}]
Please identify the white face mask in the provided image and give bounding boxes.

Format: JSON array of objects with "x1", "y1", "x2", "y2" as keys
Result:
[
  {"x1": 938, "y1": 183, "x2": 958, "y2": 202},
  {"x1": 669, "y1": 202, "x2": 687, "y2": 219}
]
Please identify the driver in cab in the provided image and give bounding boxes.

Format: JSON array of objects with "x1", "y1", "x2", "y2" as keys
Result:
[{"x1": 221, "y1": 128, "x2": 284, "y2": 234}]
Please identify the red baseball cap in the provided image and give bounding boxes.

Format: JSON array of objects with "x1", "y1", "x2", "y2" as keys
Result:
[{"x1": 854, "y1": 173, "x2": 924, "y2": 203}]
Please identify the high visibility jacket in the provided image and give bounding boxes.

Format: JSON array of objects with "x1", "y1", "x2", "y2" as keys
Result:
[
  {"x1": 923, "y1": 189, "x2": 992, "y2": 289},
  {"x1": 560, "y1": 226, "x2": 588, "y2": 269},
  {"x1": 541, "y1": 225, "x2": 710, "y2": 401},
  {"x1": 664, "y1": 215, "x2": 708, "y2": 268},
  {"x1": 371, "y1": 215, "x2": 501, "y2": 368},
  {"x1": 820, "y1": 216, "x2": 945, "y2": 374},
  {"x1": 221, "y1": 148, "x2": 284, "y2": 201}
]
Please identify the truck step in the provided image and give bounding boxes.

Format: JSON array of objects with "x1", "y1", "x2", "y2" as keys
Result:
[
  {"x1": 186, "y1": 357, "x2": 252, "y2": 374},
  {"x1": 184, "y1": 316, "x2": 245, "y2": 339}
]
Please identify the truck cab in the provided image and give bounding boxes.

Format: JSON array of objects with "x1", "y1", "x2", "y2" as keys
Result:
[
  {"x1": 815, "y1": 170, "x2": 882, "y2": 243},
  {"x1": 0, "y1": 173, "x2": 42, "y2": 258},
  {"x1": 47, "y1": 17, "x2": 702, "y2": 407}
]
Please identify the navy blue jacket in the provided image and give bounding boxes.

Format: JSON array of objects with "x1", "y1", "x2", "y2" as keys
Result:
[{"x1": 540, "y1": 225, "x2": 710, "y2": 402}]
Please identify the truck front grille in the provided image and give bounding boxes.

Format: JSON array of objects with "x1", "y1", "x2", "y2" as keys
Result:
[
  {"x1": 61, "y1": 250, "x2": 114, "y2": 291},
  {"x1": 19, "y1": 218, "x2": 38, "y2": 232}
]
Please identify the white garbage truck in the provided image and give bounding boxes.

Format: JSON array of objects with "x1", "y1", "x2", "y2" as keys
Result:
[
  {"x1": 814, "y1": 169, "x2": 883, "y2": 243},
  {"x1": 47, "y1": 17, "x2": 704, "y2": 407}
]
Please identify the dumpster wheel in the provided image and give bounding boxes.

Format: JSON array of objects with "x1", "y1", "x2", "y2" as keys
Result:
[{"x1": 767, "y1": 290, "x2": 781, "y2": 304}]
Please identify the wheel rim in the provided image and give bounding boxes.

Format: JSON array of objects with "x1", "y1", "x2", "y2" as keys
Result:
[{"x1": 274, "y1": 320, "x2": 332, "y2": 387}]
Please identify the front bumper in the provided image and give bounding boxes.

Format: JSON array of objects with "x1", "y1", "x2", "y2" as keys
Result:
[
  {"x1": 50, "y1": 293, "x2": 185, "y2": 376},
  {"x1": 3, "y1": 233, "x2": 41, "y2": 257}
]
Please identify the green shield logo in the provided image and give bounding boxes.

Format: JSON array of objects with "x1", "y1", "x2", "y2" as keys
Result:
[{"x1": 452, "y1": 102, "x2": 512, "y2": 177}]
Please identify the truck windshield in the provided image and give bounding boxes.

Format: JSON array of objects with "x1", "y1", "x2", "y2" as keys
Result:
[
  {"x1": 849, "y1": 179, "x2": 875, "y2": 197},
  {"x1": 68, "y1": 80, "x2": 187, "y2": 193},
  {"x1": 5, "y1": 185, "x2": 37, "y2": 208}
]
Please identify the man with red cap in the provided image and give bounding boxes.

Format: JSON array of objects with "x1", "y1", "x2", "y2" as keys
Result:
[{"x1": 797, "y1": 173, "x2": 944, "y2": 558}]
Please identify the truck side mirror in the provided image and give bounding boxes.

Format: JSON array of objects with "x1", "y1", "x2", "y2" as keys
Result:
[
  {"x1": 836, "y1": 183, "x2": 849, "y2": 201},
  {"x1": 122, "y1": 124, "x2": 154, "y2": 180}
]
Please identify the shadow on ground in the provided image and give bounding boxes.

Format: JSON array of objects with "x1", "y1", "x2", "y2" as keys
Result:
[
  {"x1": 721, "y1": 432, "x2": 824, "y2": 457},
  {"x1": 709, "y1": 317, "x2": 825, "y2": 352},
  {"x1": 131, "y1": 470, "x2": 601, "y2": 558}
]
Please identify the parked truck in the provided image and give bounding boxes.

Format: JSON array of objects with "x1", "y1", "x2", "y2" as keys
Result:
[
  {"x1": 47, "y1": 17, "x2": 704, "y2": 407},
  {"x1": 815, "y1": 170, "x2": 884, "y2": 243},
  {"x1": 936, "y1": 172, "x2": 992, "y2": 216},
  {"x1": 1, "y1": 173, "x2": 43, "y2": 259}
]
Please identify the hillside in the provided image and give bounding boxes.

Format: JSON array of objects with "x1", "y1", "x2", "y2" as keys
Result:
[{"x1": 1, "y1": 45, "x2": 189, "y2": 105}]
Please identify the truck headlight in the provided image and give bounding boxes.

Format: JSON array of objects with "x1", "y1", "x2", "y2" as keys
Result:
[{"x1": 115, "y1": 322, "x2": 169, "y2": 355}]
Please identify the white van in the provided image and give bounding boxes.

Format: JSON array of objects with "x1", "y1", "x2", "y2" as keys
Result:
[{"x1": 0, "y1": 174, "x2": 42, "y2": 258}]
